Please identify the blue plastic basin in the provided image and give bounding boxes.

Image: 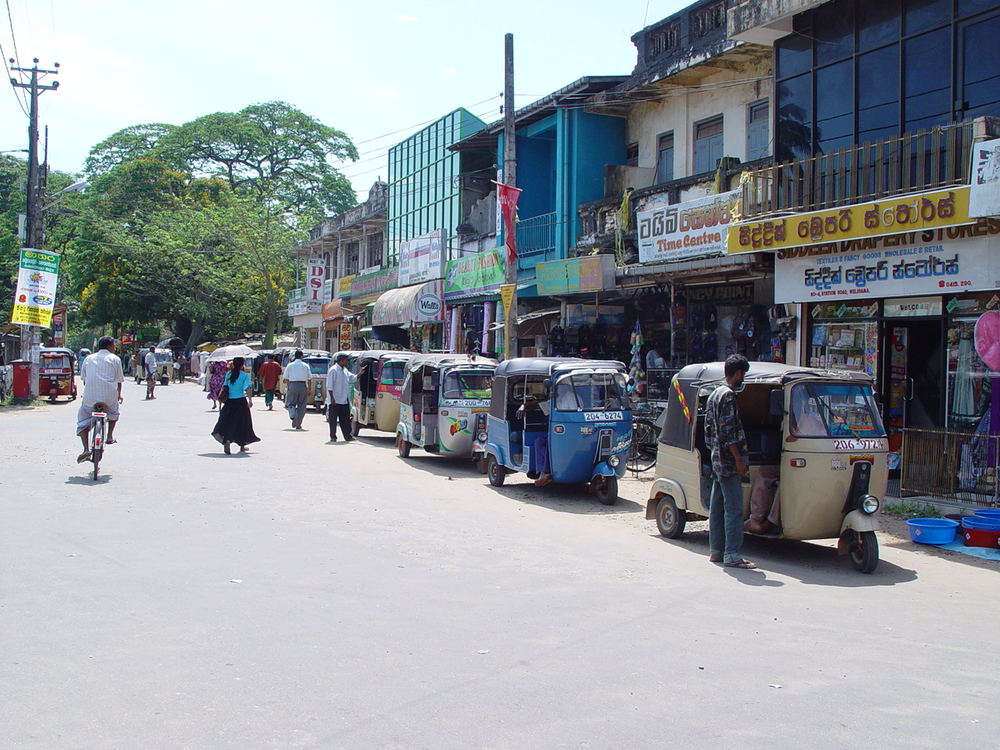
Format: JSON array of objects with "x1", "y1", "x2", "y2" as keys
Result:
[
  {"x1": 973, "y1": 509, "x2": 1000, "y2": 521},
  {"x1": 906, "y1": 518, "x2": 959, "y2": 545}
]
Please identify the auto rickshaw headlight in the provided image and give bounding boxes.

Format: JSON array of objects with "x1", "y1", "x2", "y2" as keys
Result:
[
  {"x1": 859, "y1": 495, "x2": 880, "y2": 514},
  {"x1": 477, "y1": 430, "x2": 488, "y2": 442},
  {"x1": 609, "y1": 455, "x2": 621, "y2": 468}
]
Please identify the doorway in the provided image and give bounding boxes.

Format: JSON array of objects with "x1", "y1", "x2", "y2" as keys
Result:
[{"x1": 883, "y1": 318, "x2": 944, "y2": 455}]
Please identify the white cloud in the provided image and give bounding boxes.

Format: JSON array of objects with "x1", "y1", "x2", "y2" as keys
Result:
[{"x1": 392, "y1": 13, "x2": 418, "y2": 22}]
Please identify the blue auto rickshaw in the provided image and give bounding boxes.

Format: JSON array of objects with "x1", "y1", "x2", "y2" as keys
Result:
[{"x1": 484, "y1": 358, "x2": 632, "y2": 504}]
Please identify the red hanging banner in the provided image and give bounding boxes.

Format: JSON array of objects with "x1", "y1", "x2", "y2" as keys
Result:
[{"x1": 495, "y1": 181, "x2": 522, "y2": 265}]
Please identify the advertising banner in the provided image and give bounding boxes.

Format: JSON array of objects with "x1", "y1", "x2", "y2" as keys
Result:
[
  {"x1": 637, "y1": 190, "x2": 739, "y2": 263},
  {"x1": 351, "y1": 267, "x2": 399, "y2": 305},
  {"x1": 730, "y1": 186, "x2": 973, "y2": 254},
  {"x1": 969, "y1": 137, "x2": 1000, "y2": 218},
  {"x1": 336, "y1": 274, "x2": 355, "y2": 299},
  {"x1": 398, "y1": 229, "x2": 445, "y2": 287},
  {"x1": 773, "y1": 229, "x2": 1000, "y2": 303},
  {"x1": 444, "y1": 249, "x2": 504, "y2": 300},
  {"x1": 11, "y1": 248, "x2": 60, "y2": 327},
  {"x1": 306, "y1": 256, "x2": 326, "y2": 312},
  {"x1": 536, "y1": 255, "x2": 614, "y2": 295}
]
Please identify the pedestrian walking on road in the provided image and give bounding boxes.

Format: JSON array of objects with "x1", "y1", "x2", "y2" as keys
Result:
[
  {"x1": 207, "y1": 360, "x2": 227, "y2": 409},
  {"x1": 704, "y1": 353, "x2": 757, "y2": 570},
  {"x1": 144, "y1": 346, "x2": 157, "y2": 399},
  {"x1": 258, "y1": 354, "x2": 282, "y2": 410},
  {"x1": 283, "y1": 349, "x2": 310, "y2": 429},
  {"x1": 211, "y1": 356, "x2": 260, "y2": 454},
  {"x1": 76, "y1": 336, "x2": 124, "y2": 463},
  {"x1": 326, "y1": 353, "x2": 364, "y2": 441}
]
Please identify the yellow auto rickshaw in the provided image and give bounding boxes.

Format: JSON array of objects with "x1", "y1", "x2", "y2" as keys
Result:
[{"x1": 647, "y1": 362, "x2": 888, "y2": 573}]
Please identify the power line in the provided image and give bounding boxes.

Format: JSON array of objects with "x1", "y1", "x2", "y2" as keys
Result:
[{"x1": 0, "y1": 40, "x2": 28, "y2": 116}]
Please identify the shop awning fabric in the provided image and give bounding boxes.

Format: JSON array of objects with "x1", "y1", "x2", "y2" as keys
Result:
[{"x1": 371, "y1": 280, "x2": 444, "y2": 327}]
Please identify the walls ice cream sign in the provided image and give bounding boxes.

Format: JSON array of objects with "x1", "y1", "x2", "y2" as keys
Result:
[{"x1": 11, "y1": 248, "x2": 60, "y2": 327}]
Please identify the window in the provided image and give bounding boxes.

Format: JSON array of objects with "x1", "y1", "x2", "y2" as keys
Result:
[
  {"x1": 365, "y1": 232, "x2": 382, "y2": 269},
  {"x1": 648, "y1": 24, "x2": 680, "y2": 58},
  {"x1": 693, "y1": 117, "x2": 724, "y2": 174},
  {"x1": 904, "y1": 28, "x2": 952, "y2": 132},
  {"x1": 789, "y1": 383, "x2": 885, "y2": 437},
  {"x1": 747, "y1": 100, "x2": 770, "y2": 161},
  {"x1": 961, "y1": 12, "x2": 1000, "y2": 119},
  {"x1": 655, "y1": 132, "x2": 674, "y2": 183},
  {"x1": 858, "y1": 45, "x2": 900, "y2": 142},
  {"x1": 626, "y1": 142, "x2": 639, "y2": 167},
  {"x1": 815, "y1": 60, "x2": 854, "y2": 153},
  {"x1": 346, "y1": 241, "x2": 359, "y2": 275},
  {"x1": 692, "y1": 3, "x2": 725, "y2": 39},
  {"x1": 553, "y1": 373, "x2": 629, "y2": 412}
]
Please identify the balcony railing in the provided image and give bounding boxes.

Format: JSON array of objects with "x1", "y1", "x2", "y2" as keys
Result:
[
  {"x1": 741, "y1": 119, "x2": 998, "y2": 219},
  {"x1": 516, "y1": 211, "x2": 558, "y2": 258}
]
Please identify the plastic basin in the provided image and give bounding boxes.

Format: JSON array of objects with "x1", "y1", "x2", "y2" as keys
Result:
[
  {"x1": 973, "y1": 509, "x2": 1000, "y2": 520},
  {"x1": 906, "y1": 518, "x2": 959, "y2": 545},
  {"x1": 961, "y1": 516, "x2": 1000, "y2": 548},
  {"x1": 962, "y1": 515, "x2": 1000, "y2": 531}
]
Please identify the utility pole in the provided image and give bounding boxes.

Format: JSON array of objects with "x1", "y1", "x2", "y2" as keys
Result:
[
  {"x1": 502, "y1": 33, "x2": 518, "y2": 359},
  {"x1": 10, "y1": 58, "x2": 59, "y2": 397}
]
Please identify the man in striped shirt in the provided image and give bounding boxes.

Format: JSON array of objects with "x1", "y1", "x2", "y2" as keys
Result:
[{"x1": 77, "y1": 336, "x2": 124, "y2": 463}]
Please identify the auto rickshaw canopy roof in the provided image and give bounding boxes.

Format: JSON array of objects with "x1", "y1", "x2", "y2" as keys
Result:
[
  {"x1": 355, "y1": 350, "x2": 418, "y2": 365},
  {"x1": 404, "y1": 354, "x2": 498, "y2": 372},
  {"x1": 494, "y1": 357, "x2": 627, "y2": 379},
  {"x1": 674, "y1": 361, "x2": 875, "y2": 387}
]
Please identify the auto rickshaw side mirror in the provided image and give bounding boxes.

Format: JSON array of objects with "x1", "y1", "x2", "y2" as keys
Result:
[{"x1": 769, "y1": 388, "x2": 784, "y2": 418}]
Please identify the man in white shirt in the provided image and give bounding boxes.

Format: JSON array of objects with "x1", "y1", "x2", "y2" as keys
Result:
[
  {"x1": 325, "y1": 353, "x2": 365, "y2": 442},
  {"x1": 282, "y1": 349, "x2": 312, "y2": 429},
  {"x1": 77, "y1": 336, "x2": 124, "y2": 463},
  {"x1": 144, "y1": 346, "x2": 158, "y2": 400}
]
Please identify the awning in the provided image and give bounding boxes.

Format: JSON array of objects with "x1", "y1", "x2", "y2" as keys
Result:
[
  {"x1": 516, "y1": 308, "x2": 560, "y2": 325},
  {"x1": 371, "y1": 279, "x2": 444, "y2": 327},
  {"x1": 322, "y1": 298, "x2": 356, "y2": 329}
]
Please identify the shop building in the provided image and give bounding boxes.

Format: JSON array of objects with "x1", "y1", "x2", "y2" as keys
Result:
[
  {"x1": 729, "y1": 0, "x2": 1000, "y2": 503},
  {"x1": 287, "y1": 182, "x2": 387, "y2": 351}
]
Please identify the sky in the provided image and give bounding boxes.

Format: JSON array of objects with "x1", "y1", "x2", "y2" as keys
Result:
[{"x1": 1, "y1": 0, "x2": 690, "y2": 200}]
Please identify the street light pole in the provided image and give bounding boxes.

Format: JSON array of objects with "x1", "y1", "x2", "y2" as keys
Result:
[{"x1": 502, "y1": 33, "x2": 518, "y2": 359}]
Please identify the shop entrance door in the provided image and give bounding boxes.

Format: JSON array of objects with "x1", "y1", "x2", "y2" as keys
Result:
[{"x1": 883, "y1": 319, "x2": 944, "y2": 456}]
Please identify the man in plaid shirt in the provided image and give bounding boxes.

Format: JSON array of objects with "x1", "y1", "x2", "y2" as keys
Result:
[{"x1": 704, "y1": 354, "x2": 756, "y2": 569}]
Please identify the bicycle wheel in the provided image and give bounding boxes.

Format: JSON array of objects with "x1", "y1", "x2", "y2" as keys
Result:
[
  {"x1": 627, "y1": 418, "x2": 658, "y2": 472},
  {"x1": 90, "y1": 417, "x2": 105, "y2": 480}
]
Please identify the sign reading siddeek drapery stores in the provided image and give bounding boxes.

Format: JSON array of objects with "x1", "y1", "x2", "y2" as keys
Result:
[
  {"x1": 637, "y1": 190, "x2": 739, "y2": 263},
  {"x1": 11, "y1": 248, "x2": 60, "y2": 327}
]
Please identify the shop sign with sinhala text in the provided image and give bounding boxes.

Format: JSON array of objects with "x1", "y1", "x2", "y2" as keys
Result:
[{"x1": 11, "y1": 248, "x2": 60, "y2": 328}]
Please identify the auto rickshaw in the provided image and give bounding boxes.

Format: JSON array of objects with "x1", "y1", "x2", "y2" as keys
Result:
[
  {"x1": 39, "y1": 347, "x2": 77, "y2": 401},
  {"x1": 277, "y1": 353, "x2": 331, "y2": 411},
  {"x1": 396, "y1": 354, "x2": 498, "y2": 465},
  {"x1": 350, "y1": 350, "x2": 417, "y2": 436},
  {"x1": 646, "y1": 362, "x2": 888, "y2": 573},
  {"x1": 484, "y1": 358, "x2": 632, "y2": 505},
  {"x1": 151, "y1": 348, "x2": 175, "y2": 385}
]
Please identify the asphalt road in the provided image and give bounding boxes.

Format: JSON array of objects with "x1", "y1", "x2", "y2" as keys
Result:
[{"x1": 2, "y1": 377, "x2": 997, "y2": 749}]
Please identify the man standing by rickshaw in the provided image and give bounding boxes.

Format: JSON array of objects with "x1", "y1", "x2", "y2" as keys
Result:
[
  {"x1": 704, "y1": 354, "x2": 757, "y2": 569},
  {"x1": 144, "y1": 346, "x2": 157, "y2": 400}
]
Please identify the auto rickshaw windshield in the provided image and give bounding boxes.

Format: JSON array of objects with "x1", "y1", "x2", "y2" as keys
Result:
[
  {"x1": 380, "y1": 362, "x2": 407, "y2": 386},
  {"x1": 789, "y1": 382, "x2": 886, "y2": 437},
  {"x1": 444, "y1": 370, "x2": 493, "y2": 399},
  {"x1": 554, "y1": 372, "x2": 629, "y2": 411},
  {"x1": 306, "y1": 358, "x2": 330, "y2": 375}
]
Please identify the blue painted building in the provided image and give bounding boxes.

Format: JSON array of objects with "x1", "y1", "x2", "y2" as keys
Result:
[{"x1": 452, "y1": 76, "x2": 628, "y2": 285}]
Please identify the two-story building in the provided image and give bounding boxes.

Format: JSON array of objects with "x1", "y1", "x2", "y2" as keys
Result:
[{"x1": 727, "y1": 0, "x2": 1000, "y2": 502}]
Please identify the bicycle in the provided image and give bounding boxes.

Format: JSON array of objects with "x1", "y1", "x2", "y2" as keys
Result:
[
  {"x1": 627, "y1": 416, "x2": 659, "y2": 472},
  {"x1": 88, "y1": 402, "x2": 109, "y2": 480}
]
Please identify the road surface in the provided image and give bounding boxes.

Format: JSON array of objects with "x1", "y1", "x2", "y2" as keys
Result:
[{"x1": 1, "y1": 377, "x2": 997, "y2": 749}]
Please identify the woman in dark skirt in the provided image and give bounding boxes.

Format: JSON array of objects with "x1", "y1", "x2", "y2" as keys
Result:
[{"x1": 211, "y1": 357, "x2": 261, "y2": 454}]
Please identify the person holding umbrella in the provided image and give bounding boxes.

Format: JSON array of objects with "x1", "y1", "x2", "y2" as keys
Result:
[{"x1": 211, "y1": 356, "x2": 260, "y2": 454}]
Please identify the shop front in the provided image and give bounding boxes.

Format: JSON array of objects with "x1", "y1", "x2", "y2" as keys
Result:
[
  {"x1": 442, "y1": 249, "x2": 504, "y2": 356},
  {"x1": 371, "y1": 279, "x2": 445, "y2": 352},
  {"x1": 765, "y1": 191, "x2": 1000, "y2": 499},
  {"x1": 532, "y1": 254, "x2": 617, "y2": 359}
]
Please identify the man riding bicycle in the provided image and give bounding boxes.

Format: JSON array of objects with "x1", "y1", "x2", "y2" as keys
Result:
[{"x1": 77, "y1": 336, "x2": 124, "y2": 463}]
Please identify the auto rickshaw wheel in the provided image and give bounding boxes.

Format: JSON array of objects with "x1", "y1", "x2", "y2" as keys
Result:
[
  {"x1": 397, "y1": 434, "x2": 411, "y2": 458},
  {"x1": 592, "y1": 476, "x2": 618, "y2": 505},
  {"x1": 848, "y1": 530, "x2": 879, "y2": 574},
  {"x1": 655, "y1": 495, "x2": 686, "y2": 538},
  {"x1": 487, "y1": 455, "x2": 505, "y2": 487}
]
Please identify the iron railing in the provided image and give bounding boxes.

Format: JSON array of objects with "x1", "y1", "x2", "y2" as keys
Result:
[
  {"x1": 901, "y1": 427, "x2": 1000, "y2": 508},
  {"x1": 741, "y1": 120, "x2": 989, "y2": 219},
  {"x1": 516, "y1": 211, "x2": 558, "y2": 257}
]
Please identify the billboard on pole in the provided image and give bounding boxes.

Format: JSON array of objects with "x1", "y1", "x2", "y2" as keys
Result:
[{"x1": 11, "y1": 247, "x2": 60, "y2": 328}]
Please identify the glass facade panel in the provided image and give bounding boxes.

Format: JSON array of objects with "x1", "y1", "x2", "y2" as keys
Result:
[
  {"x1": 962, "y1": 12, "x2": 1000, "y2": 118},
  {"x1": 904, "y1": 28, "x2": 952, "y2": 131},
  {"x1": 816, "y1": 60, "x2": 854, "y2": 152},
  {"x1": 859, "y1": 0, "x2": 901, "y2": 50},
  {"x1": 776, "y1": 73, "x2": 813, "y2": 161},
  {"x1": 776, "y1": 26, "x2": 812, "y2": 79},
  {"x1": 959, "y1": 0, "x2": 1000, "y2": 15},
  {"x1": 904, "y1": 0, "x2": 951, "y2": 34},
  {"x1": 814, "y1": 1, "x2": 854, "y2": 65},
  {"x1": 858, "y1": 45, "x2": 900, "y2": 141}
]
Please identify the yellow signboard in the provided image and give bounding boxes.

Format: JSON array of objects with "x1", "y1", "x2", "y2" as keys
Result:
[
  {"x1": 727, "y1": 186, "x2": 973, "y2": 254},
  {"x1": 499, "y1": 283, "x2": 515, "y2": 312}
]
